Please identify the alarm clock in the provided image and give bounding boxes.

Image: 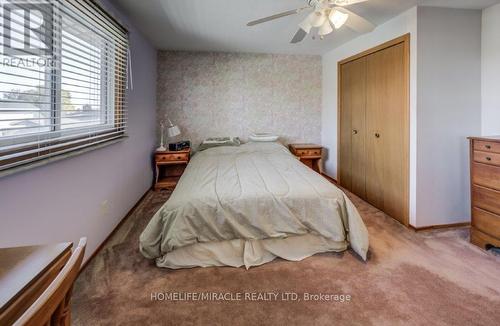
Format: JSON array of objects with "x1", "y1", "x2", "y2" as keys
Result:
[{"x1": 169, "y1": 140, "x2": 191, "y2": 151}]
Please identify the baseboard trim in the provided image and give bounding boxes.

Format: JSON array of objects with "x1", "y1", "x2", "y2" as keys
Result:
[
  {"x1": 79, "y1": 188, "x2": 151, "y2": 274},
  {"x1": 410, "y1": 222, "x2": 470, "y2": 232},
  {"x1": 320, "y1": 173, "x2": 470, "y2": 232},
  {"x1": 321, "y1": 173, "x2": 338, "y2": 184}
]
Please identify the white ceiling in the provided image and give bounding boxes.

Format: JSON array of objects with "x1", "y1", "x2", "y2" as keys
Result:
[
  {"x1": 419, "y1": 0, "x2": 500, "y2": 10},
  {"x1": 111, "y1": 0, "x2": 500, "y2": 55}
]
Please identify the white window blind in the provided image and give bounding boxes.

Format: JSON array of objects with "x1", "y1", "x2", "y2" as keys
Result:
[{"x1": 0, "y1": 0, "x2": 128, "y2": 173}]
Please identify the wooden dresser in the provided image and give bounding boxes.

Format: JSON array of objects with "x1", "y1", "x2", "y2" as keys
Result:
[{"x1": 469, "y1": 136, "x2": 500, "y2": 249}]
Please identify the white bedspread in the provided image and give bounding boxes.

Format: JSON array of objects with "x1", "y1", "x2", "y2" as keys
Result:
[{"x1": 140, "y1": 142, "x2": 369, "y2": 269}]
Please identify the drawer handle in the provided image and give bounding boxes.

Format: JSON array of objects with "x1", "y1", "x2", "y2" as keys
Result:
[
  {"x1": 486, "y1": 157, "x2": 492, "y2": 161},
  {"x1": 176, "y1": 156, "x2": 182, "y2": 159},
  {"x1": 353, "y1": 129, "x2": 358, "y2": 135},
  {"x1": 375, "y1": 133, "x2": 380, "y2": 138},
  {"x1": 486, "y1": 145, "x2": 491, "y2": 149}
]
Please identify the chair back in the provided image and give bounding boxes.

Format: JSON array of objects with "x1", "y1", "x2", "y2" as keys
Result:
[{"x1": 14, "y1": 238, "x2": 87, "y2": 326}]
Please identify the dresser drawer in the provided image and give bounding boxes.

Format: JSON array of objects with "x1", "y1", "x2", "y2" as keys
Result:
[
  {"x1": 156, "y1": 153, "x2": 189, "y2": 162},
  {"x1": 474, "y1": 140, "x2": 500, "y2": 154},
  {"x1": 472, "y1": 207, "x2": 500, "y2": 239},
  {"x1": 296, "y1": 149, "x2": 321, "y2": 157},
  {"x1": 471, "y1": 227, "x2": 500, "y2": 249},
  {"x1": 472, "y1": 162, "x2": 500, "y2": 191},
  {"x1": 472, "y1": 185, "x2": 500, "y2": 216},
  {"x1": 474, "y1": 151, "x2": 500, "y2": 166}
]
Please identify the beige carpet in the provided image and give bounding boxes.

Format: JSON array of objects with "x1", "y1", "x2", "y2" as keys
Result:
[{"x1": 72, "y1": 189, "x2": 500, "y2": 326}]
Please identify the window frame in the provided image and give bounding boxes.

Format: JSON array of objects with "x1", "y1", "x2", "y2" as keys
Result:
[
  {"x1": 0, "y1": 10, "x2": 115, "y2": 146},
  {"x1": 0, "y1": 0, "x2": 128, "y2": 174}
]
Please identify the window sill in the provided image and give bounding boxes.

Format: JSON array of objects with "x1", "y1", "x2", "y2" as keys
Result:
[{"x1": 0, "y1": 136, "x2": 127, "y2": 179}]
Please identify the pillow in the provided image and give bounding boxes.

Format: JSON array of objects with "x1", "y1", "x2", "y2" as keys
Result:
[
  {"x1": 197, "y1": 137, "x2": 241, "y2": 151},
  {"x1": 249, "y1": 132, "x2": 279, "y2": 142}
]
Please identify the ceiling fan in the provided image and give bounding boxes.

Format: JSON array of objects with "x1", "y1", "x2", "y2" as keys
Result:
[{"x1": 247, "y1": 0, "x2": 375, "y2": 44}]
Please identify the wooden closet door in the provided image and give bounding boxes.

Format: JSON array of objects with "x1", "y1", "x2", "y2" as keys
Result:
[
  {"x1": 339, "y1": 57, "x2": 366, "y2": 195},
  {"x1": 366, "y1": 43, "x2": 407, "y2": 223}
]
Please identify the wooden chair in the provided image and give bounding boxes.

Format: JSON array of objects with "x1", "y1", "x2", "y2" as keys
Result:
[{"x1": 13, "y1": 238, "x2": 87, "y2": 326}]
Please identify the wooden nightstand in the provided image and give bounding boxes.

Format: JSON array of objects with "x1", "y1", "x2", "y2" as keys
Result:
[
  {"x1": 289, "y1": 144, "x2": 323, "y2": 173},
  {"x1": 154, "y1": 148, "x2": 191, "y2": 190}
]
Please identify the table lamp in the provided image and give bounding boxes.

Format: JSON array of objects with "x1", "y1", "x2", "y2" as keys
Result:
[
  {"x1": 167, "y1": 119, "x2": 180, "y2": 140},
  {"x1": 157, "y1": 119, "x2": 180, "y2": 152}
]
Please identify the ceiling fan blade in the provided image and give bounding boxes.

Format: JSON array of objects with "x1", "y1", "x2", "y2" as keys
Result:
[
  {"x1": 290, "y1": 28, "x2": 308, "y2": 44},
  {"x1": 336, "y1": 7, "x2": 375, "y2": 33},
  {"x1": 332, "y1": 0, "x2": 369, "y2": 6},
  {"x1": 247, "y1": 6, "x2": 310, "y2": 26}
]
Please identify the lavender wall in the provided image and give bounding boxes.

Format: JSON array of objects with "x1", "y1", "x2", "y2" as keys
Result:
[{"x1": 0, "y1": 0, "x2": 157, "y2": 262}]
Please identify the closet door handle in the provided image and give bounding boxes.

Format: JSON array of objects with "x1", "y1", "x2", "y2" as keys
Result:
[
  {"x1": 375, "y1": 133, "x2": 380, "y2": 138},
  {"x1": 352, "y1": 129, "x2": 358, "y2": 135}
]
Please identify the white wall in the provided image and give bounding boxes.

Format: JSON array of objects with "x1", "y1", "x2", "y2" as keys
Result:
[
  {"x1": 482, "y1": 3, "x2": 500, "y2": 136},
  {"x1": 0, "y1": 0, "x2": 157, "y2": 262},
  {"x1": 416, "y1": 7, "x2": 482, "y2": 227},
  {"x1": 322, "y1": 7, "x2": 418, "y2": 224},
  {"x1": 322, "y1": 6, "x2": 483, "y2": 227}
]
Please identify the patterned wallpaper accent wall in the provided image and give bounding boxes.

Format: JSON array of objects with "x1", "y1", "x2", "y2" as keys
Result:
[{"x1": 157, "y1": 51, "x2": 322, "y2": 149}]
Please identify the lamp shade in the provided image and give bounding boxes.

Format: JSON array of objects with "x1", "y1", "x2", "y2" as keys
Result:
[
  {"x1": 309, "y1": 11, "x2": 327, "y2": 27},
  {"x1": 329, "y1": 9, "x2": 349, "y2": 29},
  {"x1": 167, "y1": 125, "x2": 180, "y2": 137},
  {"x1": 318, "y1": 20, "x2": 333, "y2": 36}
]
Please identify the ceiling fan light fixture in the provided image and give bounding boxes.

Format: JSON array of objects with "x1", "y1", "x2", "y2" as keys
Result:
[
  {"x1": 298, "y1": 17, "x2": 313, "y2": 33},
  {"x1": 329, "y1": 9, "x2": 349, "y2": 29},
  {"x1": 309, "y1": 11, "x2": 327, "y2": 27},
  {"x1": 318, "y1": 20, "x2": 333, "y2": 36}
]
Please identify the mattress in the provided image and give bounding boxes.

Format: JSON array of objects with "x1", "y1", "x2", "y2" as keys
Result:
[{"x1": 139, "y1": 142, "x2": 369, "y2": 269}]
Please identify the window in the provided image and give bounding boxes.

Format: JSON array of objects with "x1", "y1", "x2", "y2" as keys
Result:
[{"x1": 0, "y1": 0, "x2": 128, "y2": 173}]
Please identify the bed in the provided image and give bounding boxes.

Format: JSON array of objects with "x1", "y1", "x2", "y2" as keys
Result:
[{"x1": 140, "y1": 142, "x2": 369, "y2": 269}]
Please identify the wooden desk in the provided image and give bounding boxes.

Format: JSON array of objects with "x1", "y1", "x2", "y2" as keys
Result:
[{"x1": 0, "y1": 243, "x2": 72, "y2": 325}]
